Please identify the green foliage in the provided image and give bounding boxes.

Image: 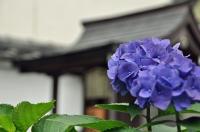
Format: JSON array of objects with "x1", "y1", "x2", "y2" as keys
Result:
[
  {"x1": 12, "y1": 101, "x2": 54, "y2": 132},
  {"x1": 105, "y1": 127, "x2": 141, "y2": 132},
  {"x1": 181, "y1": 117, "x2": 200, "y2": 131},
  {"x1": 183, "y1": 103, "x2": 200, "y2": 114},
  {"x1": 0, "y1": 104, "x2": 14, "y2": 116},
  {"x1": 96, "y1": 103, "x2": 129, "y2": 113},
  {"x1": 32, "y1": 114, "x2": 128, "y2": 132},
  {"x1": 0, "y1": 101, "x2": 54, "y2": 132},
  {"x1": 152, "y1": 125, "x2": 177, "y2": 132},
  {"x1": 1, "y1": 101, "x2": 200, "y2": 132},
  {"x1": 0, "y1": 104, "x2": 15, "y2": 132},
  {"x1": 152, "y1": 104, "x2": 200, "y2": 121},
  {"x1": 96, "y1": 103, "x2": 142, "y2": 120}
]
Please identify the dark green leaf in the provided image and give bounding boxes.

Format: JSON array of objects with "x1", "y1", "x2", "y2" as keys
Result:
[
  {"x1": 96, "y1": 103, "x2": 142, "y2": 120},
  {"x1": 0, "y1": 104, "x2": 14, "y2": 117},
  {"x1": 105, "y1": 127, "x2": 141, "y2": 132},
  {"x1": 95, "y1": 103, "x2": 129, "y2": 113},
  {"x1": 158, "y1": 106, "x2": 175, "y2": 117},
  {"x1": 151, "y1": 106, "x2": 175, "y2": 121},
  {"x1": 0, "y1": 104, "x2": 15, "y2": 132},
  {"x1": 67, "y1": 126, "x2": 77, "y2": 132},
  {"x1": 152, "y1": 104, "x2": 200, "y2": 121},
  {"x1": 13, "y1": 101, "x2": 54, "y2": 132},
  {"x1": 139, "y1": 120, "x2": 175, "y2": 129},
  {"x1": 181, "y1": 117, "x2": 200, "y2": 131},
  {"x1": 32, "y1": 114, "x2": 128, "y2": 132},
  {"x1": 127, "y1": 104, "x2": 142, "y2": 120}
]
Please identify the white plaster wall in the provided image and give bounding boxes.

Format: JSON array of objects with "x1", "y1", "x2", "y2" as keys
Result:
[
  {"x1": 0, "y1": 68, "x2": 51, "y2": 105},
  {"x1": 0, "y1": 68, "x2": 84, "y2": 114},
  {"x1": 0, "y1": 0, "x2": 172, "y2": 45},
  {"x1": 0, "y1": 0, "x2": 34, "y2": 39}
]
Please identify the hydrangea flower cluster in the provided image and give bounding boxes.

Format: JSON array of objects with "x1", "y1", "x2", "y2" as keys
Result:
[{"x1": 107, "y1": 38, "x2": 200, "y2": 111}]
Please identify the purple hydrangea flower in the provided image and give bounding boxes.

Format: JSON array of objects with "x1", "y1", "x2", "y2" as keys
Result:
[{"x1": 107, "y1": 38, "x2": 200, "y2": 111}]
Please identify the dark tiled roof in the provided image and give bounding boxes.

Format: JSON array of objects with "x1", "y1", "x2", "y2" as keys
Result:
[
  {"x1": 78, "y1": 6, "x2": 187, "y2": 46},
  {"x1": 0, "y1": 37, "x2": 66, "y2": 60},
  {"x1": 63, "y1": 1, "x2": 193, "y2": 54}
]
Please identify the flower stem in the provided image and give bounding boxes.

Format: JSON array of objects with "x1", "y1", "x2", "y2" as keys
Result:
[
  {"x1": 175, "y1": 110, "x2": 181, "y2": 132},
  {"x1": 146, "y1": 105, "x2": 152, "y2": 132}
]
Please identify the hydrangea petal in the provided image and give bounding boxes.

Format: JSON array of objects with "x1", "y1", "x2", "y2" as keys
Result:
[
  {"x1": 151, "y1": 83, "x2": 172, "y2": 110},
  {"x1": 173, "y1": 93, "x2": 191, "y2": 111},
  {"x1": 135, "y1": 97, "x2": 148, "y2": 108},
  {"x1": 118, "y1": 61, "x2": 139, "y2": 82},
  {"x1": 107, "y1": 66, "x2": 117, "y2": 80}
]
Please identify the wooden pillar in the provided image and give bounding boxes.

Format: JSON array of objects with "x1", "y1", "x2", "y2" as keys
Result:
[
  {"x1": 80, "y1": 74, "x2": 86, "y2": 114},
  {"x1": 52, "y1": 75, "x2": 59, "y2": 113}
]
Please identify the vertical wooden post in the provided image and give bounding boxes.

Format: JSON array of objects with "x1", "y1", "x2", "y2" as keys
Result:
[
  {"x1": 81, "y1": 75, "x2": 86, "y2": 114},
  {"x1": 52, "y1": 75, "x2": 59, "y2": 113}
]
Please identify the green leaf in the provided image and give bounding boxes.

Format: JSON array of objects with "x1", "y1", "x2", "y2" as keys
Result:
[
  {"x1": 181, "y1": 117, "x2": 200, "y2": 131},
  {"x1": 152, "y1": 125, "x2": 177, "y2": 132},
  {"x1": 96, "y1": 103, "x2": 142, "y2": 119},
  {"x1": 158, "y1": 106, "x2": 175, "y2": 117},
  {"x1": 32, "y1": 114, "x2": 128, "y2": 132},
  {"x1": 0, "y1": 104, "x2": 14, "y2": 117},
  {"x1": 67, "y1": 126, "x2": 77, "y2": 132},
  {"x1": 105, "y1": 127, "x2": 141, "y2": 132},
  {"x1": 182, "y1": 103, "x2": 200, "y2": 114},
  {"x1": 139, "y1": 120, "x2": 174, "y2": 129},
  {"x1": 95, "y1": 103, "x2": 129, "y2": 113},
  {"x1": 152, "y1": 104, "x2": 200, "y2": 121},
  {"x1": 0, "y1": 104, "x2": 15, "y2": 132},
  {"x1": 127, "y1": 104, "x2": 142, "y2": 120},
  {"x1": 0, "y1": 115, "x2": 15, "y2": 132},
  {"x1": 151, "y1": 106, "x2": 175, "y2": 121},
  {"x1": 13, "y1": 101, "x2": 54, "y2": 132}
]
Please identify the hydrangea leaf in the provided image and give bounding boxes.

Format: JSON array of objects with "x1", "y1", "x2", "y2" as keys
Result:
[
  {"x1": 95, "y1": 103, "x2": 142, "y2": 120},
  {"x1": 153, "y1": 104, "x2": 200, "y2": 121},
  {"x1": 152, "y1": 106, "x2": 175, "y2": 120},
  {"x1": 67, "y1": 126, "x2": 77, "y2": 132},
  {"x1": 32, "y1": 114, "x2": 128, "y2": 132},
  {"x1": 0, "y1": 104, "x2": 14, "y2": 116},
  {"x1": 0, "y1": 104, "x2": 15, "y2": 132},
  {"x1": 0, "y1": 128, "x2": 7, "y2": 132},
  {"x1": 180, "y1": 117, "x2": 200, "y2": 131},
  {"x1": 95, "y1": 103, "x2": 129, "y2": 113},
  {"x1": 140, "y1": 120, "x2": 174, "y2": 129},
  {"x1": 182, "y1": 103, "x2": 200, "y2": 114},
  {"x1": 152, "y1": 125, "x2": 177, "y2": 132},
  {"x1": 105, "y1": 127, "x2": 141, "y2": 132},
  {"x1": 127, "y1": 104, "x2": 142, "y2": 120},
  {"x1": 12, "y1": 101, "x2": 54, "y2": 132}
]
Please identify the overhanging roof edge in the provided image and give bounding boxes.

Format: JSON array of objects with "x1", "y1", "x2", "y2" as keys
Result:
[{"x1": 82, "y1": 0, "x2": 196, "y2": 27}]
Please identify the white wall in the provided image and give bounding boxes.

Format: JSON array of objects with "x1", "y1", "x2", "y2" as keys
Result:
[
  {"x1": 0, "y1": 0, "x2": 172, "y2": 45},
  {"x1": 0, "y1": 68, "x2": 51, "y2": 105},
  {"x1": 0, "y1": 67, "x2": 83, "y2": 114}
]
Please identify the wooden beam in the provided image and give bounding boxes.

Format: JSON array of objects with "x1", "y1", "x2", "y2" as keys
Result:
[{"x1": 12, "y1": 44, "x2": 113, "y2": 74}]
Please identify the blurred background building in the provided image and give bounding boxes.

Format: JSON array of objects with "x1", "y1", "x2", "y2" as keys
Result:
[{"x1": 0, "y1": 0, "x2": 200, "y2": 128}]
